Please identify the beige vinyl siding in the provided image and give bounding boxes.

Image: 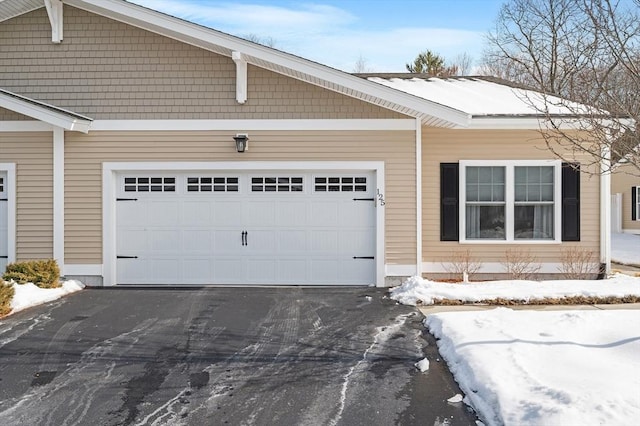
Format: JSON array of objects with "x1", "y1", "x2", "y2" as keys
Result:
[
  {"x1": 64, "y1": 130, "x2": 416, "y2": 266},
  {"x1": 611, "y1": 163, "x2": 640, "y2": 231},
  {"x1": 422, "y1": 128, "x2": 600, "y2": 266},
  {"x1": 0, "y1": 132, "x2": 53, "y2": 260},
  {"x1": 0, "y1": 7, "x2": 405, "y2": 121}
]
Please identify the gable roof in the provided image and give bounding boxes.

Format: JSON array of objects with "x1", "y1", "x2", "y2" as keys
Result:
[
  {"x1": 0, "y1": 88, "x2": 93, "y2": 132},
  {"x1": 359, "y1": 74, "x2": 595, "y2": 129},
  {"x1": 0, "y1": 1, "x2": 592, "y2": 130},
  {"x1": 1, "y1": 0, "x2": 470, "y2": 128}
]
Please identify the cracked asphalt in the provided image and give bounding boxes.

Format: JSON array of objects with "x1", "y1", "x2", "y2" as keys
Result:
[{"x1": 0, "y1": 287, "x2": 477, "y2": 425}]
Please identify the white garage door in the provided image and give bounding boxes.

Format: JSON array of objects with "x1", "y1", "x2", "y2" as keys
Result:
[
  {"x1": 115, "y1": 171, "x2": 376, "y2": 285},
  {"x1": 0, "y1": 171, "x2": 8, "y2": 273}
]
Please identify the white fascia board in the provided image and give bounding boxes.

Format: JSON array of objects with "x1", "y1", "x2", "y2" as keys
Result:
[
  {"x1": 0, "y1": 93, "x2": 92, "y2": 133},
  {"x1": 66, "y1": 0, "x2": 471, "y2": 128},
  {"x1": 89, "y1": 119, "x2": 416, "y2": 131},
  {"x1": 0, "y1": 121, "x2": 53, "y2": 132}
]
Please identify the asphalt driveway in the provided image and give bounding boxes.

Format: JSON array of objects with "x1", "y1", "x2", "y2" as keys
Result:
[{"x1": 0, "y1": 287, "x2": 476, "y2": 425}]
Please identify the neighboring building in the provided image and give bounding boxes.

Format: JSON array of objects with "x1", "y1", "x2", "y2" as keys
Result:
[
  {"x1": 611, "y1": 160, "x2": 640, "y2": 234},
  {"x1": 0, "y1": 0, "x2": 610, "y2": 286}
]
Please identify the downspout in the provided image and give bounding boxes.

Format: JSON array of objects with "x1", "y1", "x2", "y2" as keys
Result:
[
  {"x1": 600, "y1": 146, "x2": 611, "y2": 276},
  {"x1": 415, "y1": 118, "x2": 423, "y2": 277},
  {"x1": 53, "y1": 126, "x2": 65, "y2": 270}
]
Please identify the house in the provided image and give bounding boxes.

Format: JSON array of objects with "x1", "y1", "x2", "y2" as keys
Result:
[
  {"x1": 0, "y1": 0, "x2": 610, "y2": 286},
  {"x1": 611, "y1": 160, "x2": 640, "y2": 234}
]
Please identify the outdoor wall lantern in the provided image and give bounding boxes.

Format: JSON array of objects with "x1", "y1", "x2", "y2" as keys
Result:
[{"x1": 234, "y1": 133, "x2": 249, "y2": 152}]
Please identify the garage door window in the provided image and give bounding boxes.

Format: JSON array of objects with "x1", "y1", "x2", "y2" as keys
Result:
[
  {"x1": 314, "y1": 177, "x2": 367, "y2": 192},
  {"x1": 187, "y1": 177, "x2": 238, "y2": 192},
  {"x1": 251, "y1": 177, "x2": 303, "y2": 192},
  {"x1": 124, "y1": 177, "x2": 175, "y2": 192}
]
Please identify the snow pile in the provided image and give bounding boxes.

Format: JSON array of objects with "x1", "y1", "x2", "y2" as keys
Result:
[
  {"x1": 426, "y1": 308, "x2": 640, "y2": 425},
  {"x1": 9, "y1": 280, "x2": 85, "y2": 314},
  {"x1": 390, "y1": 274, "x2": 640, "y2": 306},
  {"x1": 611, "y1": 233, "x2": 640, "y2": 266},
  {"x1": 414, "y1": 357, "x2": 429, "y2": 372}
]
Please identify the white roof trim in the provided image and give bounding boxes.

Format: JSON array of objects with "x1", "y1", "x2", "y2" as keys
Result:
[
  {"x1": 0, "y1": 89, "x2": 92, "y2": 133},
  {"x1": 64, "y1": 0, "x2": 471, "y2": 128}
]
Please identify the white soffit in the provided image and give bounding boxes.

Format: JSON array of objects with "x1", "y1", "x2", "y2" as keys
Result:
[
  {"x1": 63, "y1": 0, "x2": 471, "y2": 128},
  {"x1": 0, "y1": 88, "x2": 93, "y2": 132},
  {"x1": 0, "y1": 0, "x2": 42, "y2": 22}
]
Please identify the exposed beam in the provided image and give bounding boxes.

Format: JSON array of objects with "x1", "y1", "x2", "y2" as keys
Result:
[
  {"x1": 44, "y1": 0, "x2": 63, "y2": 43},
  {"x1": 232, "y1": 51, "x2": 247, "y2": 104}
]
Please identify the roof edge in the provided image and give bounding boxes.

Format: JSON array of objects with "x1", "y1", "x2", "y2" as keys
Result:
[{"x1": 0, "y1": 89, "x2": 93, "y2": 133}]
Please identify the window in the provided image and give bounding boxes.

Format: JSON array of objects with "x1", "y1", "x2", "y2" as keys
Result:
[
  {"x1": 465, "y1": 166, "x2": 505, "y2": 239},
  {"x1": 314, "y1": 176, "x2": 367, "y2": 192},
  {"x1": 251, "y1": 177, "x2": 303, "y2": 192},
  {"x1": 461, "y1": 161, "x2": 560, "y2": 242},
  {"x1": 187, "y1": 177, "x2": 238, "y2": 192},
  {"x1": 124, "y1": 177, "x2": 175, "y2": 192}
]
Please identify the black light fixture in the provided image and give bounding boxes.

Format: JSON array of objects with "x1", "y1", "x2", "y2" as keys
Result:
[{"x1": 233, "y1": 133, "x2": 249, "y2": 153}]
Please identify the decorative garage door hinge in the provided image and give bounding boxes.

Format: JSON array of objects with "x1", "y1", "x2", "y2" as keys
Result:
[
  {"x1": 353, "y1": 256, "x2": 375, "y2": 259},
  {"x1": 116, "y1": 255, "x2": 138, "y2": 259},
  {"x1": 116, "y1": 198, "x2": 138, "y2": 201}
]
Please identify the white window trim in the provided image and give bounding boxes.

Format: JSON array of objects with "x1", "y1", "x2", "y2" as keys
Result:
[
  {"x1": 459, "y1": 160, "x2": 562, "y2": 244},
  {"x1": 102, "y1": 161, "x2": 385, "y2": 287},
  {"x1": 0, "y1": 164, "x2": 16, "y2": 266}
]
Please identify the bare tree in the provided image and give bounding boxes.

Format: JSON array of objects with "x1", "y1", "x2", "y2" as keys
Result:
[
  {"x1": 482, "y1": 0, "x2": 640, "y2": 175},
  {"x1": 450, "y1": 53, "x2": 475, "y2": 76},
  {"x1": 352, "y1": 54, "x2": 373, "y2": 73},
  {"x1": 242, "y1": 33, "x2": 277, "y2": 48}
]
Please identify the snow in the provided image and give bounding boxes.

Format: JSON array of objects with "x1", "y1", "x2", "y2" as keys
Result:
[
  {"x1": 7, "y1": 280, "x2": 85, "y2": 315},
  {"x1": 392, "y1": 274, "x2": 640, "y2": 425},
  {"x1": 389, "y1": 274, "x2": 640, "y2": 306},
  {"x1": 447, "y1": 394, "x2": 463, "y2": 404},
  {"x1": 415, "y1": 357, "x2": 430, "y2": 372},
  {"x1": 367, "y1": 77, "x2": 586, "y2": 117},
  {"x1": 611, "y1": 232, "x2": 640, "y2": 266},
  {"x1": 426, "y1": 308, "x2": 640, "y2": 425}
]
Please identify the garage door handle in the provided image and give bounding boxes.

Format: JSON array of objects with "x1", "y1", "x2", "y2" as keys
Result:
[
  {"x1": 116, "y1": 198, "x2": 138, "y2": 201},
  {"x1": 241, "y1": 231, "x2": 247, "y2": 246},
  {"x1": 353, "y1": 256, "x2": 374, "y2": 259},
  {"x1": 0, "y1": 255, "x2": 7, "y2": 259},
  {"x1": 117, "y1": 255, "x2": 138, "y2": 259},
  {"x1": 0, "y1": 198, "x2": 7, "y2": 201},
  {"x1": 353, "y1": 198, "x2": 374, "y2": 201}
]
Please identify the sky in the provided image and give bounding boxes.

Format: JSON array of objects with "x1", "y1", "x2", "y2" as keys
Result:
[{"x1": 128, "y1": 0, "x2": 505, "y2": 73}]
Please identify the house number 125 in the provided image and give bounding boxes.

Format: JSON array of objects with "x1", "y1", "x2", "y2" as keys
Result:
[{"x1": 377, "y1": 189, "x2": 385, "y2": 206}]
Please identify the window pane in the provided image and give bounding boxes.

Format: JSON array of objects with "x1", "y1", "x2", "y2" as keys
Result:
[
  {"x1": 493, "y1": 184, "x2": 505, "y2": 202},
  {"x1": 493, "y1": 166, "x2": 505, "y2": 183},
  {"x1": 527, "y1": 184, "x2": 541, "y2": 201},
  {"x1": 478, "y1": 184, "x2": 492, "y2": 201},
  {"x1": 479, "y1": 167, "x2": 493, "y2": 183},
  {"x1": 515, "y1": 167, "x2": 526, "y2": 184},
  {"x1": 541, "y1": 184, "x2": 554, "y2": 201},
  {"x1": 541, "y1": 166, "x2": 554, "y2": 183},
  {"x1": 466, "y1": 166, "x2": 478, "y2": 182},
  {"x1": 515, "y1": 184, "x2": 526, "y2": 202},
  {"x1": 466, "y1": 184, "x2": 478, "y2": 202},
  {"x1": 515, "y1": 205, "x2": 554, "y2": 239},
  {"x1": 466, "y1": 205, "x2": 505, "y2": 239}
]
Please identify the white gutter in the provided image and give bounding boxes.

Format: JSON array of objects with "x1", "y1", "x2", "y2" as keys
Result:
[
  {"x1": 415, "y1": 118, "x2": 422, "y2": 277},
  {"x1": 600, "y1": 146, "x2": 611, "y2": 275}
]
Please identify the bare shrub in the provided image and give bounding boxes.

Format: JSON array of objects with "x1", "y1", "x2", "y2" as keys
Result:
[
  {"x1": 443, "y1": 250, "x2": 482, "y2": 282},
  {"x1": 558, "y1": 247, "x2": 600, "y2": 279},
  {"x1": 502, "y1": 248, "x2": 541, "y2": 280}
]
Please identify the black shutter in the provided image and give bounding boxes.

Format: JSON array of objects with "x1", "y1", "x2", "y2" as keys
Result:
[
  {"x1": 440, "y1": 163, "x2": 459, "y2": 241},
  {"x1": 561, "y1": 162, "x2": 580, "y2": 241},
  {"x1": 632, "y1": 187, "x2": 637, "y2": 221}
]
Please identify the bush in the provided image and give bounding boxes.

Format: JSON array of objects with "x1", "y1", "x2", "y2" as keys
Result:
[
  {"x1": 2, "y1": 259, "x2": 61, "y2": 289},
  {"x1": 0, "y1": 279, "x2": 15, "y2": 316}
]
